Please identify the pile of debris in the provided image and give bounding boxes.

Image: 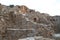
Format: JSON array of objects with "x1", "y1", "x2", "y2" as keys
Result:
[{"x1": 0, "y1": 4, "x2": 56, "y2": 40}]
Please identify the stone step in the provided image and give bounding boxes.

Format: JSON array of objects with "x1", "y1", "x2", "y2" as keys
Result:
[
  {"x1": 34, "y1": 36, "x2": 55, "y2": 40},
  {"x1": 18, "y1": 36, "x2": 55, "y2": 40}
]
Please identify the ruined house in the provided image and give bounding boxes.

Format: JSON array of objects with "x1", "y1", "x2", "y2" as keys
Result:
[{"x1": 0, "y1": 4, "x2": 56, "y2": 40}]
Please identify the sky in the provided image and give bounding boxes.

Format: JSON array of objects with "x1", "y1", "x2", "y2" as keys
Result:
[{"x1": 0, "y1": 0, "x2": 60, "y2": 16}]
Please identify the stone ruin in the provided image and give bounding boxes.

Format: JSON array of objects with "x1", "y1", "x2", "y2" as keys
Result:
[{"x1": 0, "y1": 3, "x2": 57, "y2": 40}]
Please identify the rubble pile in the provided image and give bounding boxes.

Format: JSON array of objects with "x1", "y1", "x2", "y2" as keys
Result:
[{"x1": 0, "y1": 4, "x2": 56, "y2": 40}]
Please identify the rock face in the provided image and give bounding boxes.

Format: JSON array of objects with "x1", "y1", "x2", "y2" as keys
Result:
[{"x1": 0, "y1": 4, "x2": 55, "y2": 40}]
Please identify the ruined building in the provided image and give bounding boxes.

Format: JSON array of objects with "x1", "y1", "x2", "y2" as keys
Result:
[{"x1": 0, "y1": 4, "x2": 58, "y2": 40}]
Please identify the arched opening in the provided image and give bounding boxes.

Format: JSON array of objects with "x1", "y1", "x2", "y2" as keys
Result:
[{"x1": 34, "y1": 18, "x2": 37, "y2": 22}]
